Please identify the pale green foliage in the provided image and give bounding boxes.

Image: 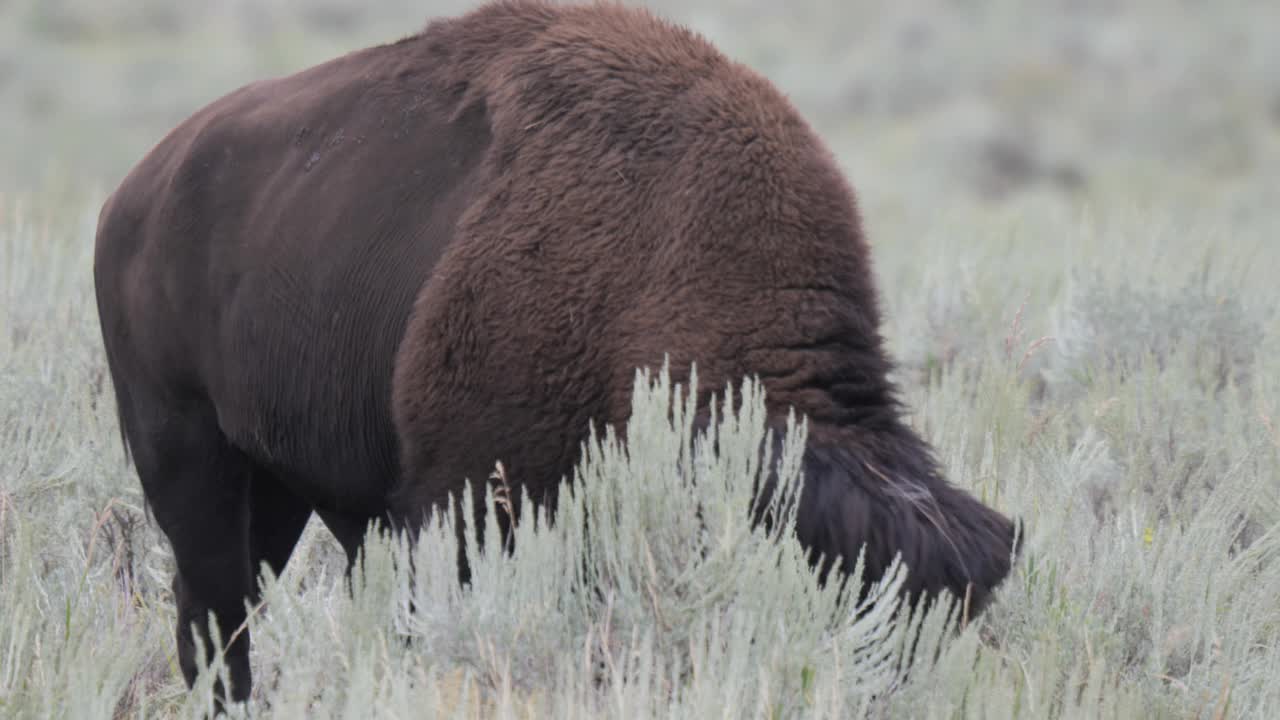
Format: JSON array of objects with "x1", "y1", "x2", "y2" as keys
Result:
[
  {"x1": 4, "y1": 0, "x2": 1280, "y2": 718},
  {"x1": 1051, "y1": 271, "x2": 1267, "y2": 394},
  {"x1": 4, "y1": 202, "x2": 1278, "y2": 719},
  {"x1": 391, "y1": 366, "x2": 954, "y2": 718},
  {"x1": 237, "y1": 367, "x2": 962, "y2": 718}
]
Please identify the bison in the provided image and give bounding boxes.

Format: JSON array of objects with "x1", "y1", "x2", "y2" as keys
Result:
[{"x1": 93, "y1": 0, "x2": 1019, "y2": 704}]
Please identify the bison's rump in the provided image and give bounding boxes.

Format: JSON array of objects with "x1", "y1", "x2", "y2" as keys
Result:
[{"x1": 93, "y1": 38, "x2": 496, "y2": 508}]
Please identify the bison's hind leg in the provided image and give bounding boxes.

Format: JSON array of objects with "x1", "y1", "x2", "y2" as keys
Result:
[{"x1": 118, "y1": 390, "x2": 310, "y2": 706}]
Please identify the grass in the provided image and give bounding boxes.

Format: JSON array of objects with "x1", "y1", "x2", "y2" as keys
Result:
[{"x1": 2, "y1": 0, "x2": 1279, "y2": 717}]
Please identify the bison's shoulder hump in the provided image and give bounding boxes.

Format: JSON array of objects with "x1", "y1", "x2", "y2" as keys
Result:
[{"x1": 418, "y1": 1, "x2": 795, "y2": 146}]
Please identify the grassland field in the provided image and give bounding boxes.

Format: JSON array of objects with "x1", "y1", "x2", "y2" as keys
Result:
[{"x1": 2, "y1": 1, "x2": 1278, "y2": 717}]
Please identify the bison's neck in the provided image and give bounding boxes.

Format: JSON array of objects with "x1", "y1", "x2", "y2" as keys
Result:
[{"x1": 754, "y1": 345, "x2": 907, "y2": 434}]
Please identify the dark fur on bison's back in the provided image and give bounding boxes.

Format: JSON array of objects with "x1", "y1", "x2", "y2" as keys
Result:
[{"x1": 93, "y1": 0, "x2": 1018, "y2": 704}]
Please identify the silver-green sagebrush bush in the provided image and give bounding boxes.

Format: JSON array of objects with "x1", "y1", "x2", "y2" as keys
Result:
[
  {"x1": 195, "y1": 367, "x2": 959, "y2": 718},
  {"x1": 389, "y1": 366, "x2": 953, "y2": 718}
]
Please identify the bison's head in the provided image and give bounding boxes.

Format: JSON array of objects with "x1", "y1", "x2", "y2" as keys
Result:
[{"x1": 748, "y1": 418, "x2": 1021, "y2": 621}]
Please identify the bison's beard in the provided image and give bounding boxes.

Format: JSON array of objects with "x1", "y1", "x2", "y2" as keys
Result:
[{"x1": 752, "y1": 420, "x2": 1021, "y2": 622}]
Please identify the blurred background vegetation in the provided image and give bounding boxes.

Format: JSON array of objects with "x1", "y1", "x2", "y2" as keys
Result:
[
  {"x1": 5, "y1": 0, "x2": 1280, "y2": 204},
  {"x1": 5, "y1": 0, "x2": 1280, "y2": 337}
]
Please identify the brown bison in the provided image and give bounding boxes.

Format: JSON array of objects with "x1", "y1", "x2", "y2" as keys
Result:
[{"x1": 93, "y1": 0, "x2": 1018, "y2": 703}]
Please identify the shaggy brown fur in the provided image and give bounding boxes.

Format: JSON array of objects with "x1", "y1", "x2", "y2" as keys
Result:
[{"x1": 93, "y1": 0, "x2": 1018, "y2": 704}]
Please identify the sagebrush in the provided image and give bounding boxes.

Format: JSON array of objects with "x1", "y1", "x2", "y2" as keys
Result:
[{"x1": 3, "y1": 0, "x2": 1279, "y2": 717}]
